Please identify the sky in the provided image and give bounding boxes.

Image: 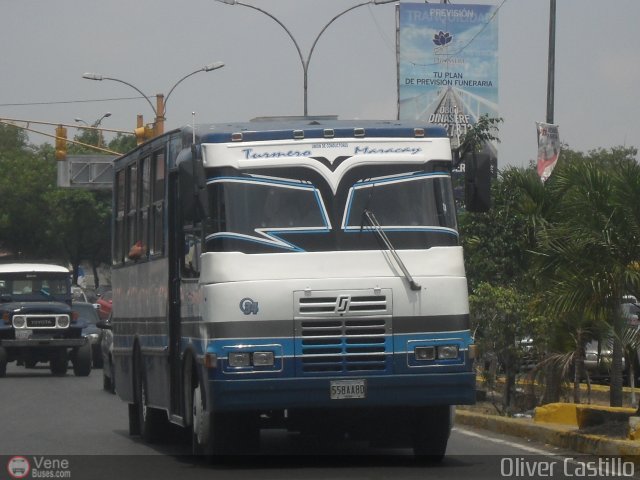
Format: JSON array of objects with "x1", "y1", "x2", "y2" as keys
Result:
[{"x1": 1, "y1": 0, "x2": 639, "y2": 169}]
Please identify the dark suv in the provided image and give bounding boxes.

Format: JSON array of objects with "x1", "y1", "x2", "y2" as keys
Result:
[{"x1": 0, "y1": 263, "x2": 92, "y2": 377}]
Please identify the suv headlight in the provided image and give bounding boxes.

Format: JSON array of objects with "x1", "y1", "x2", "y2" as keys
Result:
[
  {"x1": 57, "y1": 315, "x2": 70, "y2": 328},
  {"x1": 12, "y1": 315, "x2": 27, "y2": 328}
]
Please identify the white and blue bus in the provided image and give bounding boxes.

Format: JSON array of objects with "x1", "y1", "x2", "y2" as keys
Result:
[{"x1": 108, "y1": 118, "x2": 487, "y2": 459}]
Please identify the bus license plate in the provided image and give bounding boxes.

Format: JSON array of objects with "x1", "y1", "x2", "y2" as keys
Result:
[{"x1": 330, "y1": 379, "x2": 366, "y2": 400}]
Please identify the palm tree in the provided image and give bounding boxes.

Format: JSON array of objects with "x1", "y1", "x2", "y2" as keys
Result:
[{"x1": 532, "y1": 151, "x2": 640, "y2": 406}]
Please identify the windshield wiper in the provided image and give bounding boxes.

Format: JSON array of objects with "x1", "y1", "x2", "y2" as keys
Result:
[{"x1": 362, "y1": 209, "x2": 422, "y2": 291}]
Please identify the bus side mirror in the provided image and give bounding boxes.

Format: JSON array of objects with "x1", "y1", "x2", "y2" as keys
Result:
[
  {"x1": 464, "y1": 152, "x2": 491, "y2": 213},
  {"x1": 178, "y1": 146, "x2": 210, "y2": 223}
]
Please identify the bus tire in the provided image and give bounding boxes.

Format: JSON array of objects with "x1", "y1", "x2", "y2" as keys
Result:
[
  {"x1": 412, "y1": 406, "x2": 451, "y2": 462},
  {"x1": 50, "y1": 349, "x2": 68, "y2": 376},
  {"x1": 134, "y1": 355, "x2": 168, "y2": 443},
  {"x1": 103, "y1": 356, "x2": 115, "y2": 394},
  {"x1": 191, "y1": 381, "x2": 213, "y2": 456},
  {"x1": 0, "y1": 347, "x2": 7, "y2": 377},
  {"x1": 73, "y1": 342, "x2": 92, "y2": 377},
  {"x1": 191, "y1": 380, "x2": 232, "y2": 458}
]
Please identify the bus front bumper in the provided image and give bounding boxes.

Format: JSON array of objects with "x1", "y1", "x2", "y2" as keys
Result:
[{"x1": 208, "y1": 371, "x2": 475, "y2": 412}]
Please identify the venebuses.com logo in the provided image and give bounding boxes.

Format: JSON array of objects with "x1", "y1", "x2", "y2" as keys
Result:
[
  {"x1": 7, "y1": 456, "x2": 30, "y2": 479},
  {"x1": 6, "y1": 456, "x2": 71, "y2": 479}
]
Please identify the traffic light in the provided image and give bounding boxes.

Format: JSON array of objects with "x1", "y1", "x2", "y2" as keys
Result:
[
  {"x1": 55, "y1": 125, "x2": 67, "y2": 161},
  {"x1": 134, "y1": 125, "x2": 154, "y2": 145}
]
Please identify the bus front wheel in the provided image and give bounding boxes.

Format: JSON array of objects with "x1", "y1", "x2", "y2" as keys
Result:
[{"x1": 412, "y1": 405, "x2": 451, "y2": 462}]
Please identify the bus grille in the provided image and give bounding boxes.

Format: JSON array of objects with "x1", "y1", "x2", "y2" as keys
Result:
[{"x1": 294, "y1": 289, "x2": 392, "y2": 375}]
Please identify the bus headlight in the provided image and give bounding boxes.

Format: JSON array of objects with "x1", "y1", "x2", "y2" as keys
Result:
[
  {"x1": 437, "y1": 345, "x2": 459, "y2": 360},
  {"x1": 414, "y1": 346, "x2": 435, "y2": 361},
  {"x1": 252, "y1": 351, "x2": 275, "y2": 367},
  {"x1": 228, "y1": 352, "x2": 251, "y2": 367},
  {"x1": 12, "y1": 315, "x2": 27, "y2": 328}
]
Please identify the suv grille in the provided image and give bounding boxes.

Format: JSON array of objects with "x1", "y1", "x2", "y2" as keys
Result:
[
  {"x1": 26, "y1": 317, "x2": 57, "y2": 328},
  {"x1": 294, "y1": 289, "x2": 392, "y2": 375}
]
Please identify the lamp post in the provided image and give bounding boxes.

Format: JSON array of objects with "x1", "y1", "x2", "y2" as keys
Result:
[
  {"x1": 74, "y1": 112, "x2": 112, "y2": 147},
  {"x1": 82, "y1": 62, "x2": 224, "y2": 136},
  {"x1": 215, "y1": 0, "x2": 394, "y2": 116},
  {"x1": 546, "y1": 0, "x2": 556, "y2": 124}
]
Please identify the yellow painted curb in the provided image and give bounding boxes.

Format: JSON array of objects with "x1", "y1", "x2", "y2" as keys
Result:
[
  {"x1": 534, "y1": 403, "x2": 636, "y2": 427},
  {"x1": 535, "y1": 403, "x2": 578, "y2": 425},
  {"x1": 456, "y1": 409, "x2": 640, "y2": 459}
]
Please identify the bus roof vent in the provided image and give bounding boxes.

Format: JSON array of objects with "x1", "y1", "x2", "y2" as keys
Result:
[
  {"x1": 231, "y1": 132, "x2": 243, "y2": 142},
  {"x1": 354, "y1": 128, "x2": 365, "y2": 138},
  {"x1": 414, "y1": 128, "x2": 425, "y2": 137},
  {"x1": 323, "y1": 129, "x2": 335, "y2": 139},
  {"x1": 293, "y1": 130, "x2": 305, "y2": 140}
]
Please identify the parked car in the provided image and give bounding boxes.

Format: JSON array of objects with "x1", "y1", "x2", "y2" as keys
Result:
[
  {"x1": 97, "y1": 314, "x2": 114, "y2": 393},
  {"x1": 71, "y1": 285, "x2": 88, "y2": 303},
  {"x1": 583, "y1": 301, "x2": 640, "y2": 381},
  {"x1": 96, "y1": 289, "x2": 112, "y2": 321},
  {"x1": 72, "y1": 302, "x2": 102, "y2": 368}
]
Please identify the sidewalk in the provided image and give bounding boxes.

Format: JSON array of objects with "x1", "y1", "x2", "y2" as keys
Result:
[{"x1": 455, "y1": 381, "x2": 640, "y2": 458}]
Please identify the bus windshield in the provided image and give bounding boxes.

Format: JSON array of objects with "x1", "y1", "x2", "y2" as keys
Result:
[
  {"x1": 204, "y1": 172, "x2": 457, "y2": 253},
  {"x1": 343, "y1": 172, "x2": 457, "y2": 231},
  {"x1": 206, "y1": 177, "x2": 329, "y2": 234}
]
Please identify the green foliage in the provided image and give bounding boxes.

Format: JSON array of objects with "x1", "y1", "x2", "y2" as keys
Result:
[
  {"x1": 44, "y1": 189, "x2": 110, "y2": 281},
  {"x1": 470, "y1": 283, "x2": 534, "y2": 360},
  {"x1": 108, "y1": 133, "x2": 137, "y2": 154},
  {"x1": 530, "y1": 146, "x2": 640, "y2": 405},
  {"x1": 463, "y1": 145, "x2": 640, "y2": 407},
  {"x1": 458, "y1": 114, "x2": 503, "y2": 156},
  {"x1": 470, "y1": 282, "x2": 535, "y2": 412},
  {"x1": 459, "y1": 167, "x2": 535, "y2": 290},
  {"x1": 0, "y1": 124, "x2": 29, "y2": 151},
  {"x1": 0, "y1": 125, "x2": 111, "y2": 278},
  {"x1": 0, "y1": 129, "x2": 57, "y2": 257}
]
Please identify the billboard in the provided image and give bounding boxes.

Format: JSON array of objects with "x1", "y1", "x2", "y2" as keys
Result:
[{"x1": 398, "y1": 3, "x2": 499, "y2": 152}]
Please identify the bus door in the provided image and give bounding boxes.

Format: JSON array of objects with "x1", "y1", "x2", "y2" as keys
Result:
[{"x1": 168, "y1": 171, "x2": 183, "y2": 418}]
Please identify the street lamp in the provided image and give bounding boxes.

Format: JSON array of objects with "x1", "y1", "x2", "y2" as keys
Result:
[
  {"x1": 75, "y1": 112, "x2": 112, "y2": 128},
  {"x1": 74, "y1": 112, "x2": 112, "y2": 147},
  {"x1": 82, "y1": 62, "x2": 224, "y2": 136},
  {"x1": 215, "y1": 0, "x2": 394, "y2": 116}
]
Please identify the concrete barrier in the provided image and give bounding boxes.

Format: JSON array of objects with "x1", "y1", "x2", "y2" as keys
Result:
[{"x1": 533, "y1": 402, "x2": 636, "y2": 428}]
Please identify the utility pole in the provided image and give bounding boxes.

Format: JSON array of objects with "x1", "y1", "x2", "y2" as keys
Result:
[{"x1": 546, "y1": 0, "x2": 556, "y2": 124}]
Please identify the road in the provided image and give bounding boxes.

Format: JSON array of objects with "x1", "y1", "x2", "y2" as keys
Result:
[{"x1": 0, "y1": 363, "x2": 631, "y2": 480}]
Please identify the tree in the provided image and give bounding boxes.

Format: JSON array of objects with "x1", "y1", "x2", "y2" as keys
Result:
[
  {"x1": 469, "y1": 283, "x2": 534, "y2": 413},
  {"x1": 459, "y1": 167, "x2": 536, "y2": 291},
  {"x1": 532, "y1": 147, "x2": 640, "y2": 406},
  {"x1": 0, "y1": 125, "x2": 57, "y2": 258},
  {"x1": 0, "y1": 124, "x2": 113, "y2": 285},
  {"x1": 44, "y1": 188, "x2": 110, "y2": 285},
  {"x1": 108, "y1": 133, "x2": 137, "y2": 154}
]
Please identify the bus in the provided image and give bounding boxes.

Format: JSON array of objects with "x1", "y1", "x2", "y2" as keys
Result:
[{"x1": 108, "y1": 118, "x2": 488, "y2": 459}]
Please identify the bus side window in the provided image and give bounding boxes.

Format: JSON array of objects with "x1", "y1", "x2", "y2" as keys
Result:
[
  {"x1": 151, "y1": 152, "x2": 165, "y2": 256},
  {"x1": 114, "y1": 169, "x2": 126, "y2": 264},
  {"x1": 182, "y1": 229, "x2": 201, "y2": 278},
  {"x1": 125, "y1": 162, "x2": 138, "y2": 262}
]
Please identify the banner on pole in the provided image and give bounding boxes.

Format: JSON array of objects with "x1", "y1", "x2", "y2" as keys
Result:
[
  {"x1": 536, "y1": 122, "x2": 560, "y2": 182},
  {"x1": 397, "y1": 3, "x2": 499, "y2": 153}
]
